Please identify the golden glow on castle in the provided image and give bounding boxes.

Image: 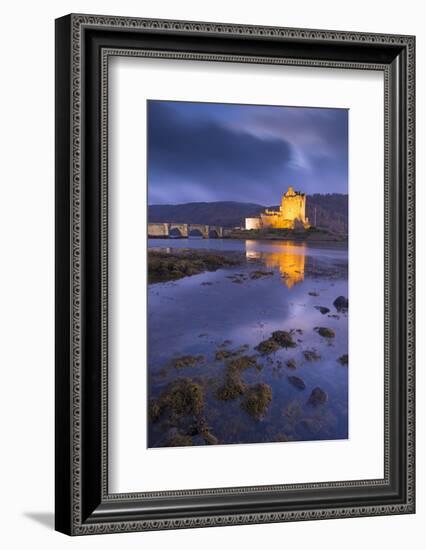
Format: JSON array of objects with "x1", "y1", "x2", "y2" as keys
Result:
[{"x1": 245, "y1": 186, "x2": 310, "y2": 231}]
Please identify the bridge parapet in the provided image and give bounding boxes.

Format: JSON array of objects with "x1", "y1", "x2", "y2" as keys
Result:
[{"x1": 147, "y1": 222, "x2": 224, "y2": 239}]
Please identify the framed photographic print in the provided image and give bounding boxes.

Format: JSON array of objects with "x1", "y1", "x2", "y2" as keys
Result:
[{"x1": 55, "y1": 14, "x2": 415, "y2": 535}]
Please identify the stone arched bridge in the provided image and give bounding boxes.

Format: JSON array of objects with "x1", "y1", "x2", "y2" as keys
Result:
[{"x1": 148, "y1": 222, "x2": 224, "y2": 239}]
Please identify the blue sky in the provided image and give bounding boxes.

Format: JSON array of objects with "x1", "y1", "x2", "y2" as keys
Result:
[{"x1": 147, "y1": 100, "x2": 348, "y2": 205}]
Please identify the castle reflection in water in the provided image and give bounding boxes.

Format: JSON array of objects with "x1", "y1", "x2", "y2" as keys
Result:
[{"x1": 245, "y1": 241, "x2": 306, "y2": 288}]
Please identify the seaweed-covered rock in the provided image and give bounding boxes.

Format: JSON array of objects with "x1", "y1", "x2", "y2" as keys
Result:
[
  {"x1": 250, "y1": 270, "x2": 274, "y2": 280},
  {"x1": 203, "y1": 432, "x2": 219, "y2": 445},
  {"x1": 303, "y1": 349, "x2": 321, "y2": 361},
  {"x1": 271, "y1": 330, "x2": 297, "y2": 348},
  {"x1": 172, "y1": 355, "x2": 205, "y2": 369},
  {"x1": 241, "y1": 383, "x2": 272, "y2": 420},
  {"x1": 283, "y1": 400, "x2": 302, "y2": 420},
  {"x1": 227, "y1": 355, "x2": 258, "y2": 372},
  {"x1": 215, "y1": 349, "x2": 236, "y2": 361},
  {"x1": 216, "y1": 370, "x2": 246, "y2": 401},
  {"x1": 333, "y1": 296, "x2": 348, "y2": 312},
  {"x1": 166, "y1": 432, "x2": 193, "y2": 447},
  {"x1": 148, "y1": 249, "x2": 241, "y2": 284},
  {"x1": 307, "y1": 387, "x2": 328, "y2": 406},
  {"x1": 215, "y1": 345, "x2": 250, "y2": 362},
  {"x1": 314, "y1": 327, "x2": 336, "y2": 338},
  {"x1": 215, "y1": 354, "x2": 259, "y2": 401},
  {"x1": 152, "y1": 378, "x2": 205, "y2": 422},
  {"x1": 286, "y1": 358, "x2": 297, "y2": 370},
  {"x1": 255, "y1": 338, "x2": 280, "y2": 355},
  {"x1": 314, "y1": 306, "x2": 330, "y2": 315},
  {"x1": 337, "y1": 354, "x2": 349, "y2": 366},
  {"x1": 287, "y1": 375, "x2": 306, "y2": 390},
  {"x1": 148, "y1": 399, "x2": 163, "y2": 423},
  {"x1": 275, "y1": 433, "x2": 291, "y2": 442},
  {"x1": 300, "y1": 418, "x2": 322, "y2": 434},
  {"x1": 256, "y1": 330, "x2": 297, "y2": 354}
]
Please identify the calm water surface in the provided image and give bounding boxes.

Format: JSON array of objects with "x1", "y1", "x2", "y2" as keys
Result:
[{"x1": 147, "y1": 239, "x2": 348, "y2": 447}]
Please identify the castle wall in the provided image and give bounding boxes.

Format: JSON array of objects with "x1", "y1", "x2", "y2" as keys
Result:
[
  {"x1": 261, "y1": 212, "x2": 293, "y2": 229},
  {"x1": 245, "y1": 217, "x2": 262, "y2": 230}
]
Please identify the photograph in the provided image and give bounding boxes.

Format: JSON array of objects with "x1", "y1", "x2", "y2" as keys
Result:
[{"x1": 146, "y1": 100, "x2": 349, "y2": 448}]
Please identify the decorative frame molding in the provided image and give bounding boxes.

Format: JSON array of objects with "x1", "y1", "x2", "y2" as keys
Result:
[{"x1": 55, "y1": 14, "x2": 415, "y2": 535}]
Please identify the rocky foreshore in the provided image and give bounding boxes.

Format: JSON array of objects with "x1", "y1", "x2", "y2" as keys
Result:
[{"x1": 148, "y1": 249, "x2": 243, "y2": 284}]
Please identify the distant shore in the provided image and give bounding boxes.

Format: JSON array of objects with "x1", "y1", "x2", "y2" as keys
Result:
[{"x1": 225, "y1": 227, "x2": 348, "y2": 243}]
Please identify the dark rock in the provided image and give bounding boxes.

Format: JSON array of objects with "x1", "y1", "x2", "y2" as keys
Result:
[
  {"x1": 314, "y1": 327, "x2": 336, "y2": 338},
  {"x1": 314, "y1": 306, "x2": 330, "y2": 315},
  {"x1": 271, "y1": 330, "x2": 297, "y2": 348},
  {"x1": 308, "y1": 291, "x2": 319, "y2": 296},
  {"x1": 219, "y1": 339, "x2": 233, "y2": 347},
  {"x1": 250, "y1": 270, "x2": 274, "y2": 280},
  {"x1": 288, "y1": 375, "x2": 306, "y2": 390},
  {"x1": 286, "y1": 358, "x2": 297, "y2": 370},
  {"x1": 303, "y1": 349, "x2": 321, "y2": 361},
  {"x1": 338, "y1": 354, "x2": 348, "y2": 366},
  {"x1": 307, "y1": 387, "x2": 328, "y2": 406},
  {"x1": 333, "y1": 295, "x2": 348, "y2": 312}
]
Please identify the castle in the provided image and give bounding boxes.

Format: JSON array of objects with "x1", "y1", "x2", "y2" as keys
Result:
[{"x1": 245, "y1": 186, "x2": 310, "y2": 231}]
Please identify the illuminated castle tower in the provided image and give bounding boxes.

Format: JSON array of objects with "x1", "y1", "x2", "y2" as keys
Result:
[{"x1": 245, "y1": 186, "x2": 310, "y2": 230}]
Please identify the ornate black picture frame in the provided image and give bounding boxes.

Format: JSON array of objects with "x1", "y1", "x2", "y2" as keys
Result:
[{"x1": 55, "y1": 13, "x2": 415, "y2": 535}]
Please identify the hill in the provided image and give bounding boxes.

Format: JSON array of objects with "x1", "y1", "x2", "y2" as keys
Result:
[{"x1": 148, "y1": 201, "x2": 264, "y2": 229}]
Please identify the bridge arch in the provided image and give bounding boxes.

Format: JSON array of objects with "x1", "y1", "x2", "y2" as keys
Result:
[
  {"x1": 169, "y1": 223, "x2": 188, "y2": 238},
  {"x1": 189, "y1": 228, "x2": 204, "y2": 238},
  {"x1": 169, "y1": 227, "x2": 183, "y2": 238},
  {"x1": 209, "y1": 226, "x2": 223, "y2": 238},
  {"x1": 188, "y1": 224, "x2": 209, "y2": 239}
]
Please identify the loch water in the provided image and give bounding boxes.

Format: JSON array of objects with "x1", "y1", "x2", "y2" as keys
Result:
[{"x1": 147, "y1": 239, "x2": 348, "y2": 448}]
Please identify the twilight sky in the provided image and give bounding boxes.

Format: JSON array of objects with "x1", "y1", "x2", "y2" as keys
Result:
[{"x1": 147, "y1": 100, "x2": 348, "y2": 205}]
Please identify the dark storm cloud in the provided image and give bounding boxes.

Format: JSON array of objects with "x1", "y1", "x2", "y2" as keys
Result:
[{"x1": 147, "y1": 101, "x2": 348, "y2": 205}]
